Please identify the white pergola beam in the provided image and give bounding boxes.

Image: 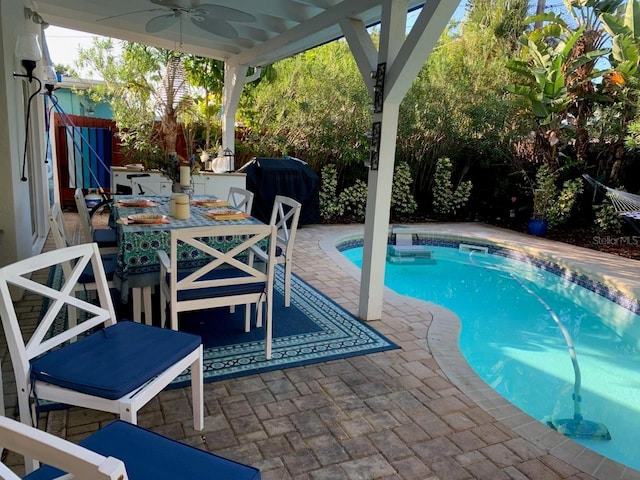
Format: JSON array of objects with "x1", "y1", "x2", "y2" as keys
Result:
[{"x1": 339, "y1": 18, "x2": 377, "y2": 92}]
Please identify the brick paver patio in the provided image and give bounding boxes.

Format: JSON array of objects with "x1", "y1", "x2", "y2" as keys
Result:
[{"x1": 2, "y1": 215, "x2": 639, "y2": 479}]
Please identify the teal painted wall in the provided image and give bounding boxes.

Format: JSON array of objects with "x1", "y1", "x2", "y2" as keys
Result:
[{"x1": 54, "y1": 87, "x2": 113, "y2": 119}]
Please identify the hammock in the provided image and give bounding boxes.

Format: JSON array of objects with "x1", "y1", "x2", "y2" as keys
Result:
[{"x1": 583, "y1": 174, "x2": 640, "y2": 229}]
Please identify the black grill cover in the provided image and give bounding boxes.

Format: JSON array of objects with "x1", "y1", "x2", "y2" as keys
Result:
[{"x1": 239, "y1": 157, "x2": 320, "y2": 225}]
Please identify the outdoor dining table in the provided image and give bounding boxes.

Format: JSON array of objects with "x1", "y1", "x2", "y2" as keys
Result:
[{"x1": 111, "y1": 194, "x2": 263, "y2": 324}]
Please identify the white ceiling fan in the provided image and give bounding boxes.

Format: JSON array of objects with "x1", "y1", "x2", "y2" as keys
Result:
[{"x1": 99, "y1": 1, "x2": 256, "y2": 39}]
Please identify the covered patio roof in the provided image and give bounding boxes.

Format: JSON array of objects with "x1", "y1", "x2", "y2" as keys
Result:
[
  {"x1": 33, "y1": 0, "x2": 427, "y2": 67},
  {"x1": 2, "y1": 0, "x2": 460, "y2": 320}
]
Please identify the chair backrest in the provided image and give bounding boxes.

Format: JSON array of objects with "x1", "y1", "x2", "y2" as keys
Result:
[
  {"x1": 74, "y1": 187, "x2": 94, "y2": 242},
  {"x1": 227, "y1": 187, "x2": 255, "y2": 214},
  {"x1": 48, "y1": 202, "x2": 73, "y2": 249},
  {"x1": 0, "y1": 416, "x2": 128, "y2": 479},
  {"x1": 169, "y1": 224, "x2": 276, "y2": 301},
  {"x1": 0, "y1": 243, "x2": 117, "y2": 394},
  {"x1": 270, "y1": 195, "x2": 302, "y2": 258}
]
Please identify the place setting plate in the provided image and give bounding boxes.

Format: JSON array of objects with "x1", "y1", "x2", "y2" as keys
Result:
[
  {"x1": 119, "y1": 213, "x2": 170, "y2": 225},
  {"x1": 191, "y1": 198, "x2": 230, "y2": 208},
  {"x1": 117, "y1": 198, "x2": 157, "y2": 208},
  {"x1": 204, "y1": 209, "x2": 249, "y2": 221}
]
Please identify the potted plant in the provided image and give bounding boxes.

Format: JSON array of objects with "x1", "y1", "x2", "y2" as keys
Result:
[
  {"x1": 528, "y1": 165, "x2": 556, "y2": 236},
  {"x1": 528, "y1": 164, "x2": 584, "y2": 236}
]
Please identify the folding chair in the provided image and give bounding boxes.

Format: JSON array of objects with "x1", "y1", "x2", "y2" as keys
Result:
[
  {"x1": 249, "y1": 195, "x2": 302, "y2": 307},
  {"x1": 0, "y1": 243, "x2": 204, "y2": 473},
  {"x1": 74, "y1": 188, "x2": 118, "y2": 252},
  {"x1": 227, "y1": 187, "x2": 255, "y2": 214},
  {"x1": 0, "y1": 417, "x2": 260, "y2": 479},
  {"x1": 157, "y1": 224, "x2": 277, "y2": 359}
]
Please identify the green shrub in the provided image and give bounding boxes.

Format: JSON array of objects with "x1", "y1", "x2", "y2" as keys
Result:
[
  {"x1": 391, "y1": 162, "x2": 418, "y2": 218},
  {"x1": 319, "y1": 164, "x2": 344, "y2": 222},
  {"x1": 432, "y1": 157, "x2": 472, "y2": 218},
  {"x1": 338, "y1": 179, "x2": 368, "y2": 222},
  {"x1": 594, "y1": 200, "x2": 623, "y2": 234}
]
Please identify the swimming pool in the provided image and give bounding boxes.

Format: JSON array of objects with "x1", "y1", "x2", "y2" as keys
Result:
[{"x1": 341, "y1": 240, "x2": 640, "y2": 472}]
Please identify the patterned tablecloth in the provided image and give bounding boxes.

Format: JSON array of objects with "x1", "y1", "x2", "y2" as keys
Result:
[{"x1": 111, "y1": 195, "x2": 262, "y2": 303}]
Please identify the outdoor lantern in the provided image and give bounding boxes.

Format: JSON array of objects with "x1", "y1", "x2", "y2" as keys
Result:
[
  {"x1": 42, "y1": 64, "x2": 58, "y2": 93},
  {"x1": 15, "y1": 33, "x2": 42, "y2": 82},
  {"x1": 223, "y1": 148, "x2": 235, "y2": 172}
]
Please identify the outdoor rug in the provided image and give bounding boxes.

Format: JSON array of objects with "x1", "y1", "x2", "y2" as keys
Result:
[{"x1": 42, "y1": 265, "x2": 398, "y2": 389}]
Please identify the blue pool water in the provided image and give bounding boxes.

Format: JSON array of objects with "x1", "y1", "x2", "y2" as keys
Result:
[{"x1": 342, "y1": 244, "x2": 640, "y2": 471}]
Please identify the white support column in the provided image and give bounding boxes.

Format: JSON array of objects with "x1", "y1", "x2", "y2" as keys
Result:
[
  {"x1": 356, "y1": 0, "x2": 460, "y2": 320},
  {"x1": 358, "y1": 0, "x2": 406, "y2": 320},
  {"x1": 358, "y1": 104, "x2": 400, "y2": 320},
  {"x1": 221, "y1": 63, "x2": 249, "y2": 157}
]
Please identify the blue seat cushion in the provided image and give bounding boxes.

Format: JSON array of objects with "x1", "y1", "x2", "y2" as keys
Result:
[
  {"x1": 79, "y1": 253, "x2": 117, "y2": 284},
  {"x1": 93, "y1": 228, "x2": 117, "y2": 247},
  {"x1": 30, "y1": 321, "x2": 201, "y2": 400},
  {"x1": 171, "y1": 267, "x2": 265, "y2": 302},
  {"x1": 24, "y1": 420, "x2": 261, "y2": 480}
]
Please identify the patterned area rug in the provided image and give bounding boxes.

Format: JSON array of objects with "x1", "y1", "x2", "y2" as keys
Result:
[
  {"x1": 43, "y1": 266, "x2": 398, "y2": 388},
  {"x1": 174, "y1": 266, "x2": 398, "y2": 386}
]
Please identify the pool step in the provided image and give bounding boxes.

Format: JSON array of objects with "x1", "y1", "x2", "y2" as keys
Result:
[{"x1": 387, "y1": 245, "x2": 436, "y2": 264}]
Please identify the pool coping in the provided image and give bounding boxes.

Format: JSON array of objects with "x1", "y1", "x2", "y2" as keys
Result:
[{"x1": 319, "y1": 222, "x2": 640, "y2": 480}]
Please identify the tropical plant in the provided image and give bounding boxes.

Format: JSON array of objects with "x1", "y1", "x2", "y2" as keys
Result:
[
  {"x1": 600, "y1": 0, "x2": 640, "y2": 179},
  {"x1": 432, "y1": 157, "x2": 473, "y2": 218},
  {"x1": 506, "y1": 1, "x2": 618, "y2": 167},
  {"x1": 77, "y1": 41, "x2": 195, "y2": 163}
]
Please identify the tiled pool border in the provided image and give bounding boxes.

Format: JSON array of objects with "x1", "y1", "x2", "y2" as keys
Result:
[{"x1": 335, "y1": 234, "x2": 640, "y2": 316}]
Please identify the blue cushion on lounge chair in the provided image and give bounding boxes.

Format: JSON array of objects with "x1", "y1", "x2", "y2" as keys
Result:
[
  {"x1": 30, "y1": 321, "x2": 201, "y2": 400},
  {"x1": 170, "y1": 267, "x2": 266, "y2": 302},
  {"x1": 79, "y1": 253, "x2": 117, "y2": 284},
  {"x1": 93, "y1": 228, "x2": 118, "y2": 247},
  {"x1": 24, "y1": 420, "x2": 261, "y2": 480}
]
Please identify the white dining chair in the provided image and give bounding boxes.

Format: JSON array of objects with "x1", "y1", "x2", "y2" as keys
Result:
[
  {"x1": 157, "y1": 224, "x2": 277, "y2": 359},
  {"x1": 0, "y1": 243, "x2": 204, "y2": 473},
  {"x1": 227, "y1": 187, "x2": 255, "y2": 214},
  {"x1": 74, "y1": 188, "x2": 118, "y2": 252},
  {"x1": 249, "y1": 195, "x2": 302, "y2": 307},
  {"x1": 0, "y1": 416, "x2": 260, "y2": 479},
  {"x1": 48, "y1": 202, "x2": 117, "y2": 327}
]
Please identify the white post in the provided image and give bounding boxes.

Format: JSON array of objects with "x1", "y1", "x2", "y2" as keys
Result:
[{"x1": 221, "y1": 63, "x2": 251, "y2": 168}]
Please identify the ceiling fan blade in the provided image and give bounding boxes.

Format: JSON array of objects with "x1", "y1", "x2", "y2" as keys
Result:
[
  {"x1": 196, "y1": 4, "x2": 256, "y2": 23},
  {"x1": 146, "y1": 13, "x2": 180, "y2": 33},
  {"x1": 191, "y1": 16, "x2": 238, "y2": 38}
]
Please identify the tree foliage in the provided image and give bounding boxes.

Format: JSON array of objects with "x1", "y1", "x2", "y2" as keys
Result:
[{"x1": 247, "y1": 40, "x2": 371, "y2": 173}]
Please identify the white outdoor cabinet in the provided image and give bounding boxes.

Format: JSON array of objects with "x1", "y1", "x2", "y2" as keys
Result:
[{"x1": 111, "y1": 167, "x2": 246, "y2": 198}]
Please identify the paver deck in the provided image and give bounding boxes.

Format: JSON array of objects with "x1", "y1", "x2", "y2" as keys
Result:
[{"x1": 2, "y1": 216, "x2": 639, "y2": 479}]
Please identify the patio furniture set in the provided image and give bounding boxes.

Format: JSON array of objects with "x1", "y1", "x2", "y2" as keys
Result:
[{"x1": 0, "y1": 188, "x2": 302, "y2": 479}]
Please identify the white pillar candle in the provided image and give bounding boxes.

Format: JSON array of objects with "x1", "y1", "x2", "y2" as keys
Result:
[
  {"x1": 179, "y1": 166, "x2": 190, "y2": 186},
  {"x1": 175, "y1": 194, "x2": 190, "y2": 220}
]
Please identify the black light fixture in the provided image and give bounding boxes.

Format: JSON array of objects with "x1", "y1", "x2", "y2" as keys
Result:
[{"x1": 14, "y1": 33, "x2": 43, "y2": 181}]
